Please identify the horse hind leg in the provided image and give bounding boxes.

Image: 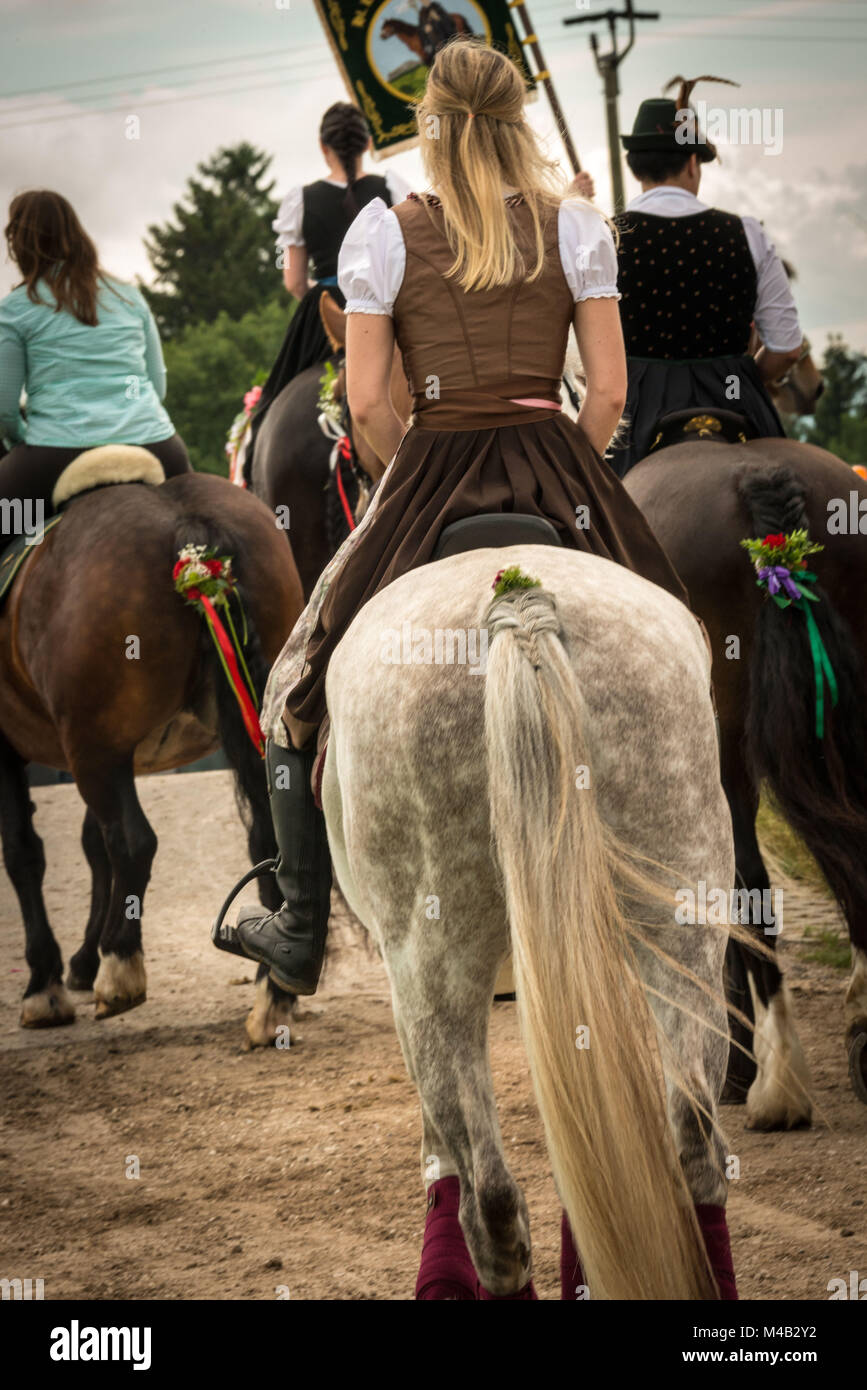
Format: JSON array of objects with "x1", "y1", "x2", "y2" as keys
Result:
[
  {"x1": 243, "y1": 811, "x2": 298, "y2": 1052},
  {"x1": 389, "y1": 917, "x2": 532, "y2": 1299},
  {"x1": 0, "y1": 733, "x2": 75, "y2": 1028},
  {"x1": 218, "y1": 699, "x2": 299, "y2": 1050},
  {"x1": 723, "y1": 755, "x2": 811, "y2": 1129},
  {"x1": 71, "y1": 755, "x2": 155, "y2": 1017},
  {"x1": 67, "y1": 809, "x2": 112, "y2": 992}
]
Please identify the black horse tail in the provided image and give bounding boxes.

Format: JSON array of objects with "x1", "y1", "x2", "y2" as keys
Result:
[
  {"x1": 173, "y1": 515, "x2": 280, "y2": 911},
  {"x1": 738, "y1": 464, "x2": 867, "y2": 932}
]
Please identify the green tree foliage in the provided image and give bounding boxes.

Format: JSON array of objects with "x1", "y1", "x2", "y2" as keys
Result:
[
  {"x1": 162, "y1": 297, "x2": 293, "y2": 475},
  {"x1": 141, "y1": 143, "x2": 285, "y2": 339},
  {"x1": 791, "y1": 336, "x2": 867, "y2": 463}
]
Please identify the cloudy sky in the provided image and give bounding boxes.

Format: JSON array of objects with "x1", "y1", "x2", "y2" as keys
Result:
[{"x1": 1, "y1": 0, "x2": 865, "y2": 349}]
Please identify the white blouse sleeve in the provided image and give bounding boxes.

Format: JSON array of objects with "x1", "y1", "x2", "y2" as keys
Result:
[
  {"x1": 338, "y1": 197, "x2": 406, "y2": 316},
  {"x1": 742, "y1": 217, "x2": 802, "y2": 353},
  {"x1": 272, "y1": 186, "x2": 305, "y2": 250},
  {"x1": 558, "y1": 200, "x2": 620, "y2": 303}
]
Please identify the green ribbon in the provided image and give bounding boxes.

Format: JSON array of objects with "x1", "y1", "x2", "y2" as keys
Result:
[{"x1": 760, "y1": 570, "x2": 839, "y2": 739}]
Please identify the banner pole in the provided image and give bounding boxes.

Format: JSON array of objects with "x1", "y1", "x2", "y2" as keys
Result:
[{"x1": 508, "y1": 0, "x2": 581, "y2": 174}]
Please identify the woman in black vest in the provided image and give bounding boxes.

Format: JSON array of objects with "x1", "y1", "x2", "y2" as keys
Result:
[
  {"x1": 248, "y1": 103, "x2": 410, "y2": 457},
  {"x1": 611, "y1": 78, "x2": 802, "y2": 477}
]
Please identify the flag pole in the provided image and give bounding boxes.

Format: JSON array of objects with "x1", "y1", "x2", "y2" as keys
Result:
[{"x1": 508, "y1": 0, "x2": 581, "y2": 174}]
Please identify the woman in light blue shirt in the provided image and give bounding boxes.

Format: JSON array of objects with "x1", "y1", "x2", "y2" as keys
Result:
[{"x1": 0, "y1": 190, "x2": 190, "y2": 544}]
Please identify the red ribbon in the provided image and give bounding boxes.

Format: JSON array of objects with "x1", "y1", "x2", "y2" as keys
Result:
[
  {"x1": 198, "y1": 593, "x2": 264, "y2": 756},
  {"x1": 334, "y1": 435, "x2": 356, "y2": 533}
]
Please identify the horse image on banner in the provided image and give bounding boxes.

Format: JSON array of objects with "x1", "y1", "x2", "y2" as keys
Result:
[{"x1": 313, "y1": 0, "x2": 533, "y2": 155}]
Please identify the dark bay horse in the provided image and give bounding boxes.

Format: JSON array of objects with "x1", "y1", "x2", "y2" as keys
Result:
[
  {"x1": 250, "y1": 359, "x2": 363, "y2": 600},
  {"x1": 0, "y1": 462, "x2": 304, "y2": 1046},
  {"x1": 625, "y1": 438, "x2": 867, "y2": 1125}
]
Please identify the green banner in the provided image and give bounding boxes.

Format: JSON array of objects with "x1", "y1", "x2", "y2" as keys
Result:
[{"x1": 313, "y1": 0, "x2": 535, "y2": 156}]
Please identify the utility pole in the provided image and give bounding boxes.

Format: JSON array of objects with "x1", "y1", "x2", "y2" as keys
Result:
[{"x1": 564, "y1": 1, "x2": 659, "y2": 213}]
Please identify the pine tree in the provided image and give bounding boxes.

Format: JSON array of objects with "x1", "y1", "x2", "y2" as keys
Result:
[{"x1": 141, "y1": 143, "x2": 284, "y2": 339}]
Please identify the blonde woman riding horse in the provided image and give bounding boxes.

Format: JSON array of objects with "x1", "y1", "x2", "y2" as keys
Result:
[{"x1": 213, "y1": 40, "x2": 738, "y2": 1298}]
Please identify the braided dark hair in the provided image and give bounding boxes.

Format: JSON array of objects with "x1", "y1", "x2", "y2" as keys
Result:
[{"x1": 319, "y1": 102, "x2": 371, "y2": 216}]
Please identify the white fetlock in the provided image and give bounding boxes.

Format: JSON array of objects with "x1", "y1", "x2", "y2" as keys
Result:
[
  {"x1": 93, "y1": 951, "x2": 147, "y2": 1018},
  {"x1": 20, "y1": 983, "x2": 76, "y2": 1029},
  {"x1": 745, "y1": 980, "x2": 812, "y2": 1130}
]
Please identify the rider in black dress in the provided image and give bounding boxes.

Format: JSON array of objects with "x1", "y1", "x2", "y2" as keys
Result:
[
  {"x1": 610, "y1": 79, "x2": 803, "y2": 477},
  {"x1": 245, "y1": 103, "x2": 410, "y2": 476}
]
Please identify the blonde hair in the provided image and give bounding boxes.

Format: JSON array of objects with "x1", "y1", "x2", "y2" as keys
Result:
[{"x1": 417, "y1": 39, "x2": 565, "y2": 292}]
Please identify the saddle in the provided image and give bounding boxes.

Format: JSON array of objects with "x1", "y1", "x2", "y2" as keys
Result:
[
  {"x1": 433, "y1": 512, "x2": 562, "y2": 560},
  {"x1": 0, "y1": 446, "x2": 166, "y2": 612},
  {"x1": 648, "y1": 408, "x2": 756, "y2": 454}
]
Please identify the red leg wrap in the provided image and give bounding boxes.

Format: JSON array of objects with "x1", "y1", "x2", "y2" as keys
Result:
[
  {"x1": 695, "y1": 1203, "x2": 738, "y2": 1300},
  {"x1": 415, "y1": 1176, "x2": 478, "y2": 1301}
]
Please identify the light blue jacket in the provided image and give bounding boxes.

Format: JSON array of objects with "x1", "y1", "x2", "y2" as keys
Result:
[{"x1": 0, "y1": 274, "x2": 174, "y2": 448}]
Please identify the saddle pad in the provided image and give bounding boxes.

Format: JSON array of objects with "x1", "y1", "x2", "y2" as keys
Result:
[{"x1": 0, "y1": 515, "x2": 62, "y2": 609}]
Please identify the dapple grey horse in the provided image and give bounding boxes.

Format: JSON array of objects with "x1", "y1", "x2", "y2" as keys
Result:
[{"x1": 321, "y1": 546, "x2": 736, "y2": 1298}]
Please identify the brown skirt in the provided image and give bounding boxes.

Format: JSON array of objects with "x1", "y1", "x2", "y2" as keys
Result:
[{"x1": 286, "y1": 413, "x2": 689, "y2": 728}]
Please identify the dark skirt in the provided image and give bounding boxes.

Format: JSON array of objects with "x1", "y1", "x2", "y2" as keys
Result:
[
  {"x1": 286, "y1": 412, "x2": 690, "y2": 728},
  {"x1": 609, "y1": 353, "x2": 786, "y2": 479},
  {"x1": 247, "y1": 283, "x2": 345, "y2": 478}
]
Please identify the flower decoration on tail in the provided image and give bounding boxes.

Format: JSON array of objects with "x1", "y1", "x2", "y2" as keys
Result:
[
  {"x1": 740, "y1": 528, "x2": 838, "y2": 739},
  {"x1": 173, "y1": 545, "x2": 264, "y2": 756},
  {"x1": 492, "y1": 565, "x2": 542, "y2": 598}
]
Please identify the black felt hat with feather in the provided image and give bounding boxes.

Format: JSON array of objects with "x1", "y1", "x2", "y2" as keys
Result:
[{"x1": 621, "y1": 75, "x2": 738, "y2": 161}]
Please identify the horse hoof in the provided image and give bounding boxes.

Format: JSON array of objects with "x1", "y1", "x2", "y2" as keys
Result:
[
  {"x1": 66, "y1": 968, "x2": 96, "y2": 993},
  {"x1": 244, "y1": 974, "x2": 297, "y2": 1049},
  {"x1": 846, "y1": 1022, "x2": 867, "y2": 1104},
  {"x1": 745, "y1": 1092, "x2": 812, "y2": 1131},
  {"x1": 94, "y1": 991, "x2": 146, "y2": 1019},
  {"x1": 20, "y1": 983, "x2": 76, "y2": 1029},
  {"x1": 93, "y1": 951, "x2": 147, "y2": 1018}
]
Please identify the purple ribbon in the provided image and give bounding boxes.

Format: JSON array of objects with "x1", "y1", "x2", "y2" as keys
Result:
[{"x1": 757, "y1": 564, "x2": 802, "y2": 601}]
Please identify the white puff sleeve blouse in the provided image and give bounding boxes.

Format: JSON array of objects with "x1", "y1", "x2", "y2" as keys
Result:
[{"x1": 338, "y1": 196, "x2": 620, "y2": 315}]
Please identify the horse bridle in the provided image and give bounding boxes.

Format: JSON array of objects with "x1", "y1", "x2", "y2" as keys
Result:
[{"x1": 317, "y1": 358, "x2": 372, "y2": 533}]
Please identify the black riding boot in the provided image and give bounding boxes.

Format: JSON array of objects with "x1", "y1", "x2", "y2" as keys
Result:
[{"x1": 211, "y1": 739, "x2": 332, "y2": 994}]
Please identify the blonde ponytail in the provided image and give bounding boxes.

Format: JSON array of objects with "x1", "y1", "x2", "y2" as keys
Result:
[{"x1": 417, "y1": 39, "x2": 565, "y2": 291}]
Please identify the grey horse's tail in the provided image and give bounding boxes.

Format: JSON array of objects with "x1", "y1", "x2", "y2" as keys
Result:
[{"x1": 483, "y1": 585, "x2": 716, "y2": 1300}]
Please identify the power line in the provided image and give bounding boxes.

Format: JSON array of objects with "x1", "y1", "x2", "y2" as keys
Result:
[
  {"x1": 0, "y1": 69, "x2": 339, "y2": 132},
  {"x1": 0, "y1": 42, "x2": 328, "y2": 103},
  {"x1": 663, "y1": 8, "x2": 867, "y2": 18},
  {"x1": 0, "y1": 54, "x2": 334, "y2": 124},
  {"x1": 539, "y1": 25, "x2": 867, "y2": 44}
]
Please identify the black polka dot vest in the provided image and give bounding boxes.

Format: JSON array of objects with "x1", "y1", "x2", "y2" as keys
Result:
[{"x1": 614, "y1": 209, "x2": 757, "y2": 360}]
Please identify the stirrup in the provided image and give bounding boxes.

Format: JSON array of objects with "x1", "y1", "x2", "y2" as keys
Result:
[{"x1": 211, "y1": 858, "x2": 278, "y2": 957}]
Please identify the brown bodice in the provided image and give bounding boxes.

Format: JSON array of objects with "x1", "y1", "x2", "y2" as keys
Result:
[{"x1": 392, "y1": 195, "x2": 574, "y2": 428}]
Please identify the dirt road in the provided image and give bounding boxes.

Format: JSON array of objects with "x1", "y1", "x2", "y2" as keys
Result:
[{"x1": 1, "y1": 771, "x2": 864, "y2": 1300}]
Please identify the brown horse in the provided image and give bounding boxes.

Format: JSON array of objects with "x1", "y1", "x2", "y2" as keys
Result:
[
  {"x1": 381, "y1": 11, "x2": 473, "y2": 63},
  {"x1": 0, "y1": 453, "x2": 304, "y2": 1046},
  {"x1": 625, "y1": 437, "x2": 867, "y2": 1126},
  {"x1": 381, "y1": 17, "x2": 427, "y2": 62}
]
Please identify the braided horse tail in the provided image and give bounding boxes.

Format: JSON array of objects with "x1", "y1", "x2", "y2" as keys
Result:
[{"x1": 483, "y1": 585, "x2": 717, "y2": 1299}]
